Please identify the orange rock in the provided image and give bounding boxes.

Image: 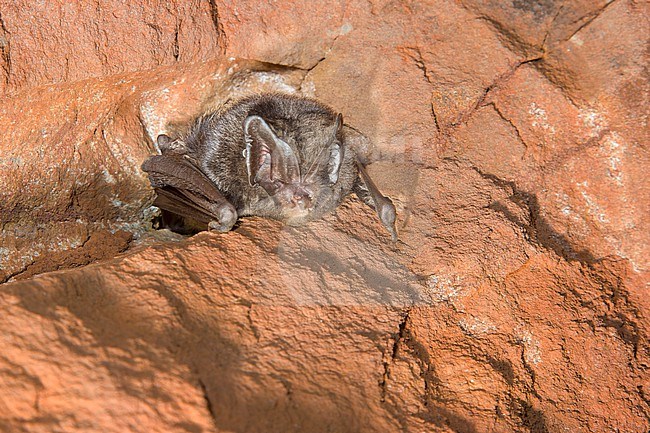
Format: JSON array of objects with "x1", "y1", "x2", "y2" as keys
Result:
[{"x1": 0, "y1": 1, "x2": 648, "y2": 432}]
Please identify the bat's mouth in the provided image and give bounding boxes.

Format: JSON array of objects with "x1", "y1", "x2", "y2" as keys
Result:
[
  {"x1": 282, "y1": 193, "x2": 314, "y2": 224},
  {"x1": 274, "y1": 184, "x2": 314, "y2": 216},
  {"x1": 289, "y1": 191, "x2": 312, "y2": 210}
]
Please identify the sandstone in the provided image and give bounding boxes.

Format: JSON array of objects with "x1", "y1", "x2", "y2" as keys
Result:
[
  {"x1": 218, "y1": 0, "x2": 346, "y2": 69},
  {"x1": 0, "y1": 1, "x2": 221, "y2": 94},
  {"x1": 0, "y1": 0, "x2": 648, "y2": 432},
  {"x1": 0, "y1": 59, "x2": 306, "y2": 282}
]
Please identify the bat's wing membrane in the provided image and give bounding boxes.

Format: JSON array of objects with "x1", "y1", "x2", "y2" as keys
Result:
[{"x1": 141, "y1": 154, "x2": 237, "y2": 231}]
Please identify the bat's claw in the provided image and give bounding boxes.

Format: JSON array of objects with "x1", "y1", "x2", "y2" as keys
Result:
[
  {"x1": 387, "y1": 225, "x2": 398, "y2": 242},
  {"x1": 208, "y1": 220, "x2": 233, "y2": 232},
  {"x1": 208, "y1": 206, "x2": 237, "y2": 232},
  {"x1": 378, "y1": 199, "x2": 398, "y2": 242}
]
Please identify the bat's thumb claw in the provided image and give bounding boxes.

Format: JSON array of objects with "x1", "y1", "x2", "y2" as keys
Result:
[
  {"x1": 208, "y1": 205, "x2": 237, "y2": 232},
  {"x1": 208, "y1": 220, "x2": 227, "y2": 232},
  {"x1": 219, "y1": 206, "x2": 237, "y2": 228}
]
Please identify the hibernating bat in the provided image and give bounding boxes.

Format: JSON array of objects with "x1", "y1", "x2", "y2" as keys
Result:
[{"x1": 141, "y1": 93, "x2": 397, "y2": 240}]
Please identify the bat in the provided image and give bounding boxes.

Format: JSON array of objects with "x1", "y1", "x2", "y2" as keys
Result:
[{"x1": 141, "y1": 93, "x2": 397, "y2": 240}]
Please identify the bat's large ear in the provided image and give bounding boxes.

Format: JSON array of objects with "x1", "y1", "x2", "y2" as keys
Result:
[
  {"x1": 327, "y1": 113, "x2": 345, "y2": 184},
  {"x1": 244, "y1": 115, "x2": 300, "y2": 195}
]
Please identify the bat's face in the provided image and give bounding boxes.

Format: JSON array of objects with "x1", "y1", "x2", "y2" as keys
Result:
[
  {"x1": 243, "y1": 113, "x2": 345, "y2": 224},
  {"x1": 269, "y1": 181, "x2": 314, "y2": 222}
]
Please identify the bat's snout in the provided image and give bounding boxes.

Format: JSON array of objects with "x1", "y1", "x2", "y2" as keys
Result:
[{"x1": 290, "y1": 191, "x2": 312, "y2": 210}]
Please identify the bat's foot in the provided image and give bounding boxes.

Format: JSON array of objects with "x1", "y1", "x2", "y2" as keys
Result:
[
  {"x1": 377, "y1": 199, "x2": 398, "y2": 242},
  {"x1": 207, "y1": 206, "x2": 237, "y2": 232}
]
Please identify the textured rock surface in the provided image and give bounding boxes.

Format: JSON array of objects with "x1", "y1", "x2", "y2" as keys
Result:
[
  {"x1": 0, "y1": 58, "x2": 305, "y2": 281},
  {"x1": 1, "y1": 1, "x2": 648, "y2": 432},
  {"x1": 0, "y1": 1, "x2": 222, "y2": 94}
]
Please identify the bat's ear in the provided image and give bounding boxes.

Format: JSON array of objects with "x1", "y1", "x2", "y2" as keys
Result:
[
  {"x1": 157, "y1": 134, "x2": 172, "y2": 147},
  {"x1": 156, "y1": 134, "x2": 173, "y2": 152},
  {"x1": 327, "y1": 113, "x2": 345, "y2": 184},
  {"x1": 156, "y1": 134, "x2": 186, "y2": 155},
  {"x1": 244, "y1": 115, "x2": 300, "y2": 195}
]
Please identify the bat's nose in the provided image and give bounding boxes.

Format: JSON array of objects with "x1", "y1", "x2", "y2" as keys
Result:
[{"x1": 291, "y1": 192, "x2": 312, "y2": 209}]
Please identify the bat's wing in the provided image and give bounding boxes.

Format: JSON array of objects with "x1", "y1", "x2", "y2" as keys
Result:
[
  {"x1": 354, "y1": 161, "x2": 398, "y2": 241},
  {"x1": 141, "y1": 154, "x2": 237, "y2": 232}
]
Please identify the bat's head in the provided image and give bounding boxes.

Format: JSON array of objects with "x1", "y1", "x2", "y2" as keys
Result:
[{"x1": 243, "y1": 108, "x2": 347, "y2": 224}]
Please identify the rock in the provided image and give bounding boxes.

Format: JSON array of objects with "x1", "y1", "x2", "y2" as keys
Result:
[
  {"x1": 11, "y1": 229, "x2": 132, "y2": 281},
  {"x1": 460, "y1": 0, "x2": 612, "y2": 56},
  {"x1": 2, "y1": 191, "x2": 647, "y2": 432},
  {"x1": 0, "y1": 1, "x2": 221, "y2": 94},
  {"x1": 0, "y1": 0, "x2": 648, "y2": 432},
  {"x1": 0, "y1": 59, "x2": 306, "y2": 282},
  {"x1": 218, "y1": 0, "x2": 347, "y2": 69},
  {"x1": 0, "y1": 217, "x2": 414, "y2": 432}
]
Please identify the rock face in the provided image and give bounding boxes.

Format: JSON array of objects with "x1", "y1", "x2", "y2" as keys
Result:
[{"x1": 0, "y1": 1, "x2": 648, "y2": 432}]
